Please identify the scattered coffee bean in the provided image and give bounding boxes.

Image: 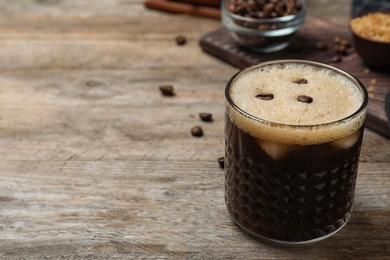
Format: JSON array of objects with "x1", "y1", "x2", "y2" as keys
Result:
[
  {"x1": 159, "y1": 85, "x2": 175, "y2": 96},
  {"x1": 191, "y1": 126, "x2": 203, "y2": 137},
  {"x1": 256, "y1": 93, "x2": 274, "y2": 100},
  {"x1": 331, "y1": 55, "x2": 343, "y2": 63},
  {"x1": 334, "y1": 44, "x2": 348, "y2": 55},
  {"x1": 175, "y1": 35, "x2": 187, "y2": 45},
  {"x1": 217, "y1": 157, "x2": 225, "y2": 169},
  {"x1": 313, "y1": 36, "x2": 352, "y2": 62},
  {"x1": 85, "y1": 79, "x2": 103, "y2": 87},
  {"x1": 333, "y1": 36, "x2": 349, "y2": 44},
  {"x1": 332, "y1": 36, "x2": 352, "y2": 56},
  {"x1": 333, "y1": 36, "x2": 342, "y2": 44},
  {"x1": 339, "y1": 38, "x2": 351, "y2": 48},
  {"x1": 315, "y1": 41, "x2": 329, "y2": 50},
  {"x1": 199, "y1": 112, "x2": 213, "y2": 122},
  {"x1": 293, "y1": 78, "x2": 308, "y2": 84},
  {"x1": 297, "y1": 95, "x2": 313, "y2": 103}
]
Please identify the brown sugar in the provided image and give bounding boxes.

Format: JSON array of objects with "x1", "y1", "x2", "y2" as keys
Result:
[{"x1": 350, "y1": 12, "x2": 390, "y2": 43}]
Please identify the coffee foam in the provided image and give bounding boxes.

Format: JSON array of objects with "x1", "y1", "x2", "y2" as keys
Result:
[{"x1": 227, "y1": 61, "x2": 367, "y2": 145}]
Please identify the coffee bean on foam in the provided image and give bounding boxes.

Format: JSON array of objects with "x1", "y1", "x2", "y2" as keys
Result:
[
  {"x1": 255, "y1": 93, "x2": 274, "y2": 100},
  {"x1": 297, "y1": 95, "x2": 313, "y2": 103}
]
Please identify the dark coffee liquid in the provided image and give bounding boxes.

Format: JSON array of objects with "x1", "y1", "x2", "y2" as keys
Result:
[{"x1": 225, "y1": 114, "x2": 364, "y2": 243}]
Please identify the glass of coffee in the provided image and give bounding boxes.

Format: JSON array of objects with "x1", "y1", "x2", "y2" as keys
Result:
[{"x1": 224, "y1": 60, "x2": 368, "y2": 244}]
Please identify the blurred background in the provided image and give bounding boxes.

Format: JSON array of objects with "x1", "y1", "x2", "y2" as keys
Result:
[
  {"x1": 307, "y1": 0, "x2": 351, "y2": 25},
  {"x1": 308, "y1": 0, "x2": 390, "y2": 24}
]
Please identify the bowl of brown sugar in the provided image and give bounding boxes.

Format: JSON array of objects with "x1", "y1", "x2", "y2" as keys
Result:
[{"x1": 350, "y1": 11, "x2": 390, "y2": 68}]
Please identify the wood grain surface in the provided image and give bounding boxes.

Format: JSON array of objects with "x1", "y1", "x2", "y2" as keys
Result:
[{"x1": 0, "y1": 0, "x2": 389, "y2": 259}]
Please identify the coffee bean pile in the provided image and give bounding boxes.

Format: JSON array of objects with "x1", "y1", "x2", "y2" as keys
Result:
[{"x1": 227, "y1": 0, "x2": 303, "y2": 18}]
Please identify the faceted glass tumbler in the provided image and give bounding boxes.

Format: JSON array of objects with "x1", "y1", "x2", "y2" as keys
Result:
[{"x1": 224, "y1": 60, "x2": 368, "y2": 244}]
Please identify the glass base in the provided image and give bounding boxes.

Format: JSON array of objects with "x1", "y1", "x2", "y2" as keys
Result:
[{"x1": 228, "y1": 211, "x2": 351, "y2": 245}]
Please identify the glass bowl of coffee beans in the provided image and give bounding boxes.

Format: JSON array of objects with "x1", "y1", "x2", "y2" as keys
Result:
[{"x1": 221, "y1": 0, "x2": 307, "y2": 53}]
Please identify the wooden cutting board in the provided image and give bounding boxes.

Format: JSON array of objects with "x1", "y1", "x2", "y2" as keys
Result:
[{"x1": 199, "y1": 16, "x2": 390, "y2": 138}]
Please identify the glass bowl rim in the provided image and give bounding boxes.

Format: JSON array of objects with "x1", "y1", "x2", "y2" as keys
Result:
[{"x1": 221, "y1": 0, "x2": 307, "y2": 23}]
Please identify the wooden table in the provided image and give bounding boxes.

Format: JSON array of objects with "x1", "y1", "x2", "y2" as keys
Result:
[{"x1": 0, "y1": 1, "x2": 389, "y2": 259}]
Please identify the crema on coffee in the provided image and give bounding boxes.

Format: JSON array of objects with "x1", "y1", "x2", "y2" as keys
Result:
[{"x1": 227, "y1": 62, "x2": 366, "y2": 145}]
